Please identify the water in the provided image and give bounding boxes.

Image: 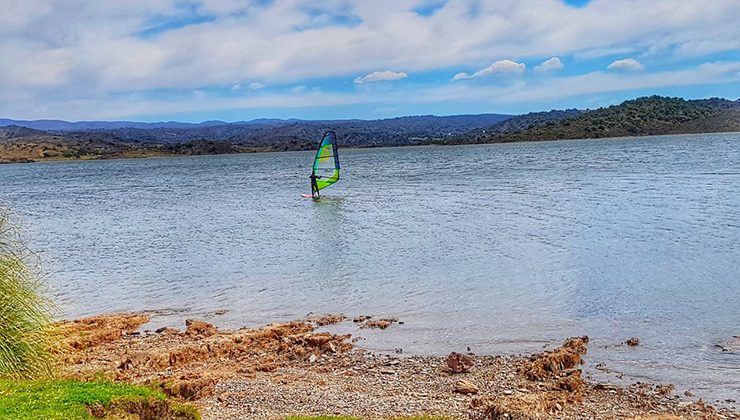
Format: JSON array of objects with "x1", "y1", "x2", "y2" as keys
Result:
[{"x1": 1, "y1": 133, "x2": 738, "y2": 403}]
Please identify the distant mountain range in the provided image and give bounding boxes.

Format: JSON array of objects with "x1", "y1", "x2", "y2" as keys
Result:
[
  {"x1": 0, "y1": 113, "x2": 512, "y2": 148},
  {"x1": 0, "y1": 117, "x2": 309, "y2": 131},
  {"x1": 1, "y1": 96, "x2": 739, "y2": 163}
]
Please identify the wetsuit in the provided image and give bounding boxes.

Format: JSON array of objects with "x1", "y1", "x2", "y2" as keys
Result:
[{"x1": 310, "y1": 173, "x2": 320, "y2": 198}]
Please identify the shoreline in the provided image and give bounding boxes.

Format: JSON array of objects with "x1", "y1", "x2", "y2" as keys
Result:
[
  {"x1": 56, "y1": 313, "x2": 739, "y2": 419},
  {"x1": 2, "y1": 130, "x2": 739, "y2": 165}
]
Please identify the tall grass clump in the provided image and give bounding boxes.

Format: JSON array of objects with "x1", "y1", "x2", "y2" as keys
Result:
[{"x1": 0, "y1": 209, "x2": 55, "y2": 378}]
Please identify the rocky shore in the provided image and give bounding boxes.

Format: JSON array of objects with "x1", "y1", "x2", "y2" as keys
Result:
[{"x1": 56, "y1": 313, "x2": 738, "y2": 419}]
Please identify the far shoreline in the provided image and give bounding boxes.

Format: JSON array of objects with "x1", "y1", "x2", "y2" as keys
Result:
[{"x1": 2, "y1": 130, "x2": 739, "y2": 166}]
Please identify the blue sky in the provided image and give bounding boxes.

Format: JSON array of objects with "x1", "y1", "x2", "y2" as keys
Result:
[{"x1": 1, "y1": 0, "x2": 739, "y2": 121}]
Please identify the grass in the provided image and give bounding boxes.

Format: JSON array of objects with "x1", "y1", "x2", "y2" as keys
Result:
[
  {"x1": 0, "y1": 211, "x2": 56, "y2": 379},
  {"x1": 0, "y1": 379, "x2": 199, "y2": 419}
]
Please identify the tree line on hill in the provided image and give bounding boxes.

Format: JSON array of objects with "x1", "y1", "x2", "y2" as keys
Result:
[{"x1": 1, "y1": 96, "x2": 738, "y2": 163}]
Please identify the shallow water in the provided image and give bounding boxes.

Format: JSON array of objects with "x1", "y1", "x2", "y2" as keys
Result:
[{"x1": 1, "y1": 133, "x2": 739, "y2": 403}]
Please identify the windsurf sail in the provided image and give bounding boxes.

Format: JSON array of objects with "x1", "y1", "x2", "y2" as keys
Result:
[{"x1": 312, "y1": 131, "x2": 340, "y2": 191}]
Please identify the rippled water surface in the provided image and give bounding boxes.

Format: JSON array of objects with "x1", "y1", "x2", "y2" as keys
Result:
[{"x1": 2, "y1": 133, "x2": 739, "y2": 402}]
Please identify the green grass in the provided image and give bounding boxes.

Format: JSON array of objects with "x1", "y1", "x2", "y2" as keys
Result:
[
  {"x1": 0, "y1": 379, "x2": 198, "y2": 419},
  {"x1": 0, "y1": 379, "x2": 157, "y2": 419},
  {"x1": 0, "y1": 211, "x2": 56, "y2": 379}
]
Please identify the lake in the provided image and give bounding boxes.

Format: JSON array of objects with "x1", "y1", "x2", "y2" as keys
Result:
[{"x1": 1, "y1": 133, "x2": 738, "y2": 403}]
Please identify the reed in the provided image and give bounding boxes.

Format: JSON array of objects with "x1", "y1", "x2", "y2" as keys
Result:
[{"x1": 0, "y1": 209, "x2": 55, "y2": 379}]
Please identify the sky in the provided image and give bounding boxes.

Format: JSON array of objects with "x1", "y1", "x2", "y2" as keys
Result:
[{"x1": 1, "y1": 0, "x2": 739, "y2": 122}]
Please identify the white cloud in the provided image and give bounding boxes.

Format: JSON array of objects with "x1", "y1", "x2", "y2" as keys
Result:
[
  {"x1": 354, "y1": 70, "x2": 408, "y2": 84},
  {"x1": 451, "y1": 72, "x2": 472, "y2": 81},
  {"x1": 4, "y1": 61, "x2": 739, "y2": 121},
  {"x1": 248, "y1": 82, "x2": 265, "y2": 90},
  {"x1": 535, "y1": 57, "x2": 564, "y2": 73},
  {"x1": 452, "y1": 59, "x2": 525, "y2": 81},
  {"x1": 2, "y1": 0, "x2": 740, "y2": 119},
  {"x1": 607, "y1": 58, "x2": 644, "y2": 71}
]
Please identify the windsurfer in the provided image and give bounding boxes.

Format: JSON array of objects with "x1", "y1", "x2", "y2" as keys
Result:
[{"x1": 310, "y1": 173, "x2": 321, "y2": 198}]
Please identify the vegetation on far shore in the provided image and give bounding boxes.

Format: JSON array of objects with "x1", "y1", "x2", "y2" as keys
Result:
[
  {"x1": 464, "y1": 96, "x2": 740, "y2": 144},
  {"x1": 1, "y1": 95, "x2": 738, "y2": 164}
]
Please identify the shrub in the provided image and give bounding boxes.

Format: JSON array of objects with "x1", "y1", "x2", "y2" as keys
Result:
[{"x1": 0, "y1": 209, "x2": 55, "y2": 379}]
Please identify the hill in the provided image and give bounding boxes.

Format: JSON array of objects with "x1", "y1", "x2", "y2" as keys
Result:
[
  {"x1": 463, "y1": 96, "x2": 740, "y2": 144},
  {"x1": 0, "y1": 113, "x2": 511, "y2": 163},
  {"x1": 2, "y1": 96, "x2": 740, "y2": 163}
]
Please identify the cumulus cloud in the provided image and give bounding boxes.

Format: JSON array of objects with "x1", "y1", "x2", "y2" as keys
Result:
[
  {"x1": 607, "y1": 58, "x2": 644, "y2": 71},
  {"x1": 354, "y1": 70, "x2": 408, "y2": 83},
  {"x1": 535, "y1": 57, "x2": 564, "y2": 73},
  {"x1": 2, "y1": 0, "x2": 740, "y2": 119},
  {"x1": 4, "y1": 60, "x2": 740, "y2": 121},
  {"x1": 452, "y1": 59, "x2": 525, "y2": 81}
]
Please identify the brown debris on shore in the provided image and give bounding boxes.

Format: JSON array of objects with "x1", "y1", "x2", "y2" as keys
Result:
[
  {"x1": 58, "y1": 313, "x2": 152, "y2": 350},
  {"x1": 307, "y1": 313, "x2": 347, "y2": 326},
  {"x1": 360, "y1": 317, "x2": 399, "y2": 330},
  {"x1": 56, "y1": 313, "x2": 738, "y2": 420},
  {"x1": 58, "y1": 313, "x2": 352, "y2": 401}
]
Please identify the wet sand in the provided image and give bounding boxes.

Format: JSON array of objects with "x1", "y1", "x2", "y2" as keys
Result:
[{"x1": 56, "y1": 313, "x2": 739, "y2": 419}]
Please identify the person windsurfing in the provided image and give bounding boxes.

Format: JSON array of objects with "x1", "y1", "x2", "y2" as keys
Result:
[
  {"x1": 310, "y1": 172, "x2": 321, "y2": 199},
  {"x1": 302, "y1": 131, "x2": 339, "y2": 199}
]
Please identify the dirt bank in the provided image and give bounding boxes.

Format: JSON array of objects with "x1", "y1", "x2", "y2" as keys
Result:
[{"x1": 56, "y1": 313, "x2": 738, "y2": 419}]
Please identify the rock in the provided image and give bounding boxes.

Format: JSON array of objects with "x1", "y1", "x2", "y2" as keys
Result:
[
  {"x1": 626, "y1": 337, "x2": 640, "y2": 346},
  {"x1": 595, "y1": 383, "x2": 620, "y2": 391},
  {"x1": 370, "y1": 320, "x2": 392, "y2": 329},
  {"x1": 518, "y1": 336, "x2": 588, "y2": 381},
  {"x1": 155, "y1": 327, "x2": 180, "y2": 335},
  {"x1": 446, "y1": 352, "x2": 474, "y2": 373},
  {"x1": 307, "y1": 313, "x2": 346, "y2": 326},
  {"x1": 362, "y1": 318, "x2": 398, "y2": 329},
  {"x1": 184, "y1": 319, "x2": 217, "y2": 337},
  {"x1": 353, "y1": 315, "x2": 371, "y2": 323},
  {"x1": 454, "y1": 379, "x2": 479, "y2": 395},
  {"x1": 308, "y1": 354, "x2": 317, "y2": 364},
  {"x1": 162, "y1": 377, "x2": 215, "y2": 400},
  {"x1": 656, "y1": 384, "x2": 674, "y2": 395},
  {"x1": 305, "y1": 332, "x2": 332, "y2": 347}
]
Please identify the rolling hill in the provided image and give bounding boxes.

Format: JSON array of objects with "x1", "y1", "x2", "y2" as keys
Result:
[
  {"x1": 462, "y1": 96, "x2": 740, "y2": 144},
  {"x1": 2, "y1": 96, "x2": 739, "y2": 163}
]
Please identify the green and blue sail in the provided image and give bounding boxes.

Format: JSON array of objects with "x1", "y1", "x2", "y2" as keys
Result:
[{"x1": 312, "y1": 131, "x2": 340, "y2": 191}]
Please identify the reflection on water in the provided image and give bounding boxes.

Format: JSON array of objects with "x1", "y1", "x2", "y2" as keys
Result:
[{"x1": 1, "y1": 133, "x2": 739, "y2": 403}]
